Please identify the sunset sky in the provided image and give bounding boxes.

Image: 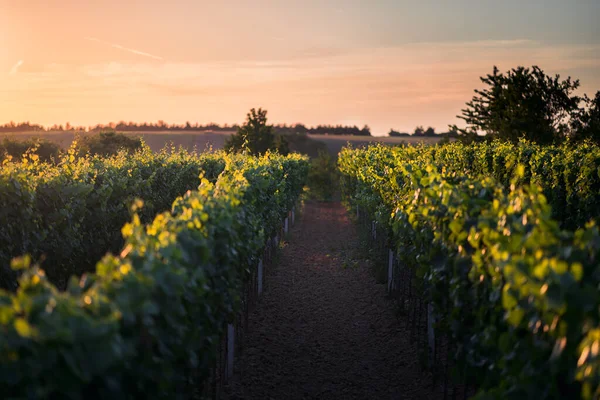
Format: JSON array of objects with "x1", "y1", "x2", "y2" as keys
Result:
[{"x1": 1, "y1": 0, "x2": 599, "y2": 135}]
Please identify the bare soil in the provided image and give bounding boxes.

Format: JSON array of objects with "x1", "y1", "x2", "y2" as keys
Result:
[{"x1": 224, "y1": 201, "x2": 441, "y2": 400}]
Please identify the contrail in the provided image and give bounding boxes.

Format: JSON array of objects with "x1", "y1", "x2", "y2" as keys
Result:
[
  {"x1": 9, "y1": 60, "x2": 23, "y2": 75},
  {"x1": 84, "y1": 37, "x2": 163, "y2": 60}
]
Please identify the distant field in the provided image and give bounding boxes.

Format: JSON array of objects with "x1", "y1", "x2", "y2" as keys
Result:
[
  {"x1": 0, "y1": 130, "x2": 443, "y2": 157},
  {"x1": 306, "y1": 134, "x2": 443, "y2": 156},
  {"x1": 0, "y1": 130, "x2": 232, "y2": 153}
]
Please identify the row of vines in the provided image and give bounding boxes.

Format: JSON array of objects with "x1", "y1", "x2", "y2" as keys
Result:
[
  {"x1": 0, "y1": 150, "x2": 309, "y2": 399},
  {"x1": 0, "y1": 143, "x2": 226, "y2": 290},
  {"x1": 339, "y1": 140, "x2": 600, "y2": 399}
]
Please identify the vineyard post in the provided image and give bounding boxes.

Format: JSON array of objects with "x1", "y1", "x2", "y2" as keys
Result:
[
  {"x1": 387, "y1": 249, "x2": 394, "y2": 293},
  {"x1": 427, "y1": 303, "x2": 435, "y2": 368},
  {"x1": 258, "y1": 258, "x2": 264, "y2": 295},
  {"x1": 291, "y1": 206, "x2": 295, "y2": 225},
  {"x1": 226, "y1": 324, "x2": 235, "y2": 380},
  {"x1": 356, "y1": 204, "x2": 359, "y2": 219},
  {"x1": 371, "y1": 220, "x2": 376, "y2": 240},
  {"x1": 393, "y1": 252, "x2": 400, "y2": 292},
  {"x1": 284, "y1": 216, "x2": 289, "y2": 234}
]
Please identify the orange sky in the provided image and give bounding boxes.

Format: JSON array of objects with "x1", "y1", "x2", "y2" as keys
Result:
[{"x1": 1, "y1": 1, "x2": 599, "y2": 135}]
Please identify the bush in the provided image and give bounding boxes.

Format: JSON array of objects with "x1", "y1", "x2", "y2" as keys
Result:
[
  {"x1": 307, "y1": 150, "x2": 338, "y2": 201},
  {"x1": 79, "y1": 131, "x2": 142, "y2": 156},
  {"x1": 388, "y1": 129, "x2": 410, "y2": 137},
  {"x1": 0, "y1": 137, "x2": 61, "y2": 163}
]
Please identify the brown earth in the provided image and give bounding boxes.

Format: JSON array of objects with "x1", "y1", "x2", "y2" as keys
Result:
[{"x1": 224, "y1": 201, "x2": 441, "y2": 400}]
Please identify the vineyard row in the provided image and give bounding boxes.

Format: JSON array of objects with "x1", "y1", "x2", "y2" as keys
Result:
[
  {"x1": 339, "y1": 141, "x2": 600, "y2": 399},
  {"x1": 0, "y1": 151, "x2": 309, "y2": 399}
]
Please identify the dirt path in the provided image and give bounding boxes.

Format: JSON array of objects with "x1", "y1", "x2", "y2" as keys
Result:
[{"x1": 224, "y1": 201, "x2": 439, "y2": 400}]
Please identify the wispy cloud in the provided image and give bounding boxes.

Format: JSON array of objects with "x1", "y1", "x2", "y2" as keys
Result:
[
  {"x1": 9, "y1": 60, "x2": 23, "y2": 75},
  {"x1": 84, "y1": 37, "x2": 163, "y2": 61},
  {"x1": 401, "y1": 39, "x2": 539, "y2": 49},
  {"x1": 4, "y1": 40, "x2": 599, "y2": 135}
]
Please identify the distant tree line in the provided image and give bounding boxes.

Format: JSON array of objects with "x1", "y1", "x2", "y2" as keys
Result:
[
  {"x1": 275, "y1": 124, "x2": 371, "y2": 136},
  {"x1": 0, "y1": 121, "x2": 371, "y2": 136},
  {"x1": 96, "y1": 121, "x2": 237, "y2": 133},
  {"x1": 388, "y1": 127, "x2": 460, "y2": 138},
  {"x1": 0, "y1": 122, "x2": 48, "y2": 133}
]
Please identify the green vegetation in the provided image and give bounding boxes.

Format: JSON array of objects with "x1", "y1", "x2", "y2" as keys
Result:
[
  {"x1": 224, "y1": 108, "x2": 289, "y2": 155},
  {"x1": 454, "y1": 66, "x2": 600, "y2": 144},
  {"x1": 281, "y1": 132, "x2": 329, "y2": 158},
  {"x1": 339, "y1": 142, "x2": 600, "y2": 399},
  {"x1": 0, "y1": 143, "x2": 225, "y2": 290},
  {"x1": 0, "y1": 137, "x2": 61, "y2": 163},
  {"x1": 419, "y1": 140, "x2": 600, "y2": 230},
  {"x1": 79, "y1": 131, "x2": 143, "y2": 156},
  {"x1": 0, "y1": 131, "x2": 145, "y2": 162},
  {"x1": 572, "y1": 92, "x2": 600, "y2": 143},
  {"x1": 0, "y1": 152, "x2": 309, "y2": 398},
  {"x1": 306, "y1": 150, "x2": 339, "y2": 201}
]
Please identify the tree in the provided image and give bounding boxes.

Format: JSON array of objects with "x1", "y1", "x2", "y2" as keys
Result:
[
  {"x1": 79, "y1": 131, "x2": 142, "y2": 156},
  {"x1": 413, "y1": 126, "x2": 425, "y2": 136},
  {"x1": 359, "y1": 125, "x2": 371, "y2": 136},
  {"x1": 571, "y1": 91, "x2": 600, "y2": 143},
  {"x1": 444, "y1": 126, "x2": 460, "y2": 138},
  {"x1": 388, "y1": 129, "x2": 410, "y2": 137},
  {"x1": 224, "y1": 108, "x2": 289, "y2": 155},
  {"x1": 455, "y1": 66, "x2": 582, "y2": 145},
  {"x1": 424, "y1": 127, "x2": 436, "y2": 136}
]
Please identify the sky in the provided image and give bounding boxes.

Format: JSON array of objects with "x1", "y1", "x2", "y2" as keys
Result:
[{"x1": 1, "y1": 0, "x2": 599, "y2": 136}]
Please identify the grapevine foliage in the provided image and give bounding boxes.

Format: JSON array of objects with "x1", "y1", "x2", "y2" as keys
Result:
[
  {"x1": 0, "y1": 144, "x2": 226, "y2": 290},
  {"x1": 0, "y1": 151, "x2": 309, "y2": 399},
  {"x1": 338, "y1": 141, "x2": 600, "y2": 399}
]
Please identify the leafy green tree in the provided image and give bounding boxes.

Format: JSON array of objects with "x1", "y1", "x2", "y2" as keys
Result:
[
  {"x1": 225, "y1": 108, "x2": 289, "y2": 155},
  {"x1": 455, "y1": 66, "x2": 582, "y2": 144},
  {"x1": 571, "y1": 91, "x2": 600, "y2": 143}
]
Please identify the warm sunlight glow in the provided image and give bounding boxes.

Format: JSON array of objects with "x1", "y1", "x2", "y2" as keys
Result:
[{"x1": 0, "y1": 0, "x2": 598, "y2": 135}]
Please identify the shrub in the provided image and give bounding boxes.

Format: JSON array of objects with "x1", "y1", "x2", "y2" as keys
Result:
[
  {"x1": 0, "y1": 137, "x2": 61, "y2": 163},
  {"x1": 307, "y1": 149, "x2": 338, "y2": 201},
  {"x1": 79, "y1": 131, "x2": 142, "y2": 156}
]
